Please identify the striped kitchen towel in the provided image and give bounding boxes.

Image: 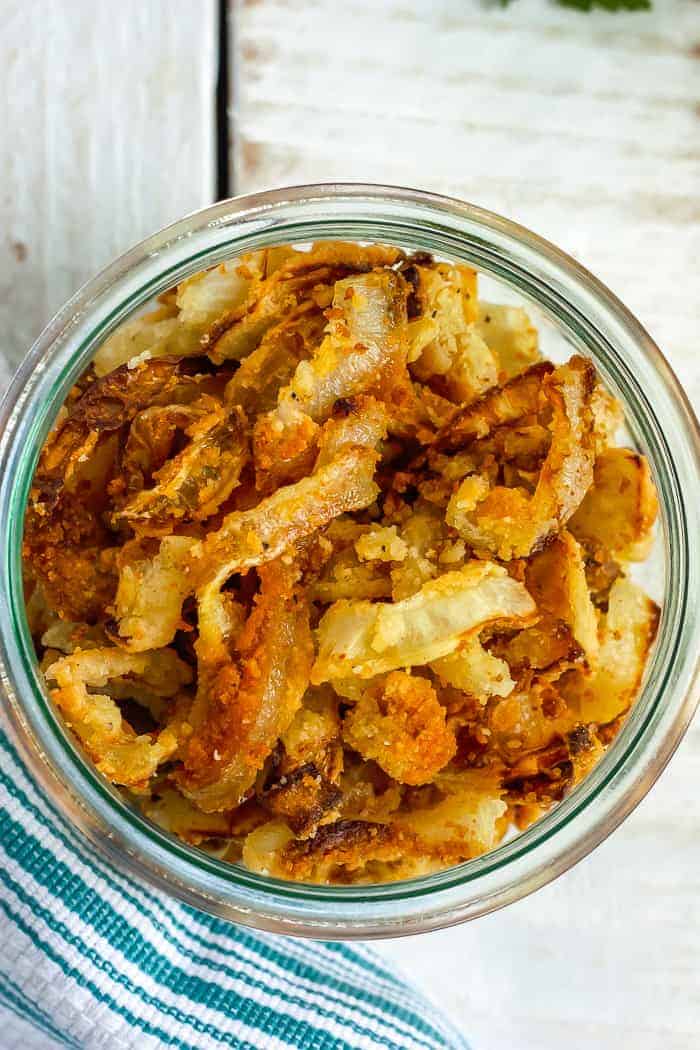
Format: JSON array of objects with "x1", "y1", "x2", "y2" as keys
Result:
[{"x1": 0, "y1": 719, "x2": 468, "y2": 1050}]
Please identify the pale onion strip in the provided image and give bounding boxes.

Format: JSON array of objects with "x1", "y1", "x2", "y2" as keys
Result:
[
  {"x1": 430, "y1": 636, "x2": 515, "y2": 701},
  {"x1": 204, "y1": 243, "x2": 403, "y2": 363},
  {"x1": 45, "y1": 647, "x2": 192, "y2": 789},
  {"x1": 112, "y1": 536, "x2": 198, "y2": 652},
  {"x1": 312, "y1": 561, "x2": 537, "y2": 681},
  {"x1": 560, "y1": 577, "x2": 659, "y2": 724},
  {"x1": 274, "y1": 270, "x2": 407, "y2": 424}
]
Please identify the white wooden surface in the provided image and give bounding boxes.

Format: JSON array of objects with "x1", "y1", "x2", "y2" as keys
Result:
[
  {"x1": 0, "y1": 0, "x2": 217, "y2": 371},
  {"x1": 2, "y1": 1, "x2": 700, "y2": 1046}
]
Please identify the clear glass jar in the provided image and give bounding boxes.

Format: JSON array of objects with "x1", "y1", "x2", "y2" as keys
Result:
[{"x1": 2, "y1": 184, "x2": 699, "y2": 939}]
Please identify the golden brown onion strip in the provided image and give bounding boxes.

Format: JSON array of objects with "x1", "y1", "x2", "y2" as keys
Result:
[
  {"x1": 446, "y1": 357, "x2": 596, "y2": 559},
  {"x1": 179, "y1": 560, "x2": 313, "y2": 811}
]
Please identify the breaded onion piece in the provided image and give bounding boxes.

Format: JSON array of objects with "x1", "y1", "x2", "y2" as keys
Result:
[
  {"x1": 224, "y1": 302, "x2": 326, "y2": 415},
  {"x1": 245, "y1": 770, "x2": 506, "y2": 883},
  {"x1": 253, "y1": 271, "x2": 407, "y2": 488},
  {"x1": 476, "y1": 302, "x2": 541, "y2": 382},
  {"x1": 431, "y1": 635, "x2": 515, "y2": 701},
  {"x1": 19, "y1": 362, "x2": 174, "y2": 619},
  {"x1": 29, "y1": 358, "x2": 213, "y2": 504},
  {"x1": 175, "y1": 251, "x2": 272, "y2": 327},
  {"x1": 277, "y1": 270, "x2": 408, "y2": 421},
  {"x1": 559, "y1": 577, "x2": 659, "y2": 725},
  {"x1": 446, "y1": 356, "x2": 596, "y2": 559},
  {"x1": 342, "y1": 671, "x2": 455, "y2": 785},
  {"x1": 524, "y1": 530, "x2": 599, "y2": 666},
  {"x1": 569, "y1": 446, "x2": 658, "y2": 562},
  {"x1": 93, "y1": 251, "x2": 282, "y2": 376},
  {"x1": 312, "y1": 561, "x2": 537, "y2": 681},
  {"x1": 189, "y1": 406, "x2": 386, "y2": 592},
  {"x1": 263, "y1": 688, "x2": 344, "y2": 837},
  {"x1": 204, "y1": 242, "x2": 403, "y2": 363},
  {"x1": 394, "y1": 769, "x2": 507, "y2": 863},
  {"x1": 111, "y1": 536, "x2": 197, "y2": 651},
  {"x1": 178, "y1": 560, "x2": 313, "y2": 811},
  {"x1": 311, "y1": 532, "x2": 393, "y2": 604},
  {"x1": 119, "y1": 403, "x2": 207, "y2": 498},
  {"x1": 92, "y1": 314, "x2": 201, "y2": 378},
  {"x1": 117, "y1": 402, "x2": 249, "y2": 531},
  {"x1": 407, "y1": 262, "x2": 497, "y2": 402},
  {"x1": 434, "y1": 360, "x2": 554, "y2": 452},
  {"x1": 590, "y1": 382, "x2": 624, "y2": 454},
  {"x1": 45, "y1": 647, "x2": 192, "y2": 789},
  {"x1": 141, "y1": 788, "x2": 238, "y2": 845},
  {"x1": 243, "y1": 818, "x2": 403, "y2": 883},
  {"x1": 314, "y1": 395, "x2": 388, "y2": 466}
]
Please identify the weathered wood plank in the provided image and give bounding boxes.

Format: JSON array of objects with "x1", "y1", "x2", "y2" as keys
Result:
[
  {"x1": 232, "y1": 0, "x2": 700, "y2": 399},
  {"x1": 232, "y1": 4, "x2": 700, "y2": 1048},
  {"x1": 0, "y1": 0, "x2": 218, "y2": 374}
]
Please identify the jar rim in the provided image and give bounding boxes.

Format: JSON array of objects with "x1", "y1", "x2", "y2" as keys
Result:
[{"x1": 2, "y1": 182, "x2": 699, "y2": 938}]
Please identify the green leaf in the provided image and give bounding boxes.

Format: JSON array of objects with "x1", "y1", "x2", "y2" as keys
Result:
[
  {"x1": 557, "y1": 0, "x2": 651, "y2": 9},
  {"x1": 498, "y1": 0, "x2": 652, "y2": 8}
]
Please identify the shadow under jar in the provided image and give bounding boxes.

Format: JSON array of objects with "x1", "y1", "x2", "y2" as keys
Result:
[{"x1": 2, "y1": 184, "x2": 699, "y2": 939}]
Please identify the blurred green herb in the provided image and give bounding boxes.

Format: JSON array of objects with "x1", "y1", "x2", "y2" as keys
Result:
[
  {"x1": 558, "y1": 0, "x2": 651, "y2": 9},
  {"x1": 500, "y1": 0, "x2": 651, "y2": 8}
]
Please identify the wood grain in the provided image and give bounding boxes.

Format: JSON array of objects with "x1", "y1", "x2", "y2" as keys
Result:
[
  {"x1": 0, "y1": 0, "x2": 217, "y2": 373},
  {"x1": 233, "y1": 0, "x2": 700, "y2": 400},
  {"x1": 231, "y1": 3, "x2": 700, "y2": 1047}
]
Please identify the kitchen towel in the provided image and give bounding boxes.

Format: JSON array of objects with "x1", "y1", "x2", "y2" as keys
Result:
[{"x1": 0, "y1": 719, "x2": 468, "y2": 1050}]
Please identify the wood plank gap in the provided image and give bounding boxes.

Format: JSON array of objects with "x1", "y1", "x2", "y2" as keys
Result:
[{"x1": 216, "y1": 0, "x2": 232, "y2": 200}]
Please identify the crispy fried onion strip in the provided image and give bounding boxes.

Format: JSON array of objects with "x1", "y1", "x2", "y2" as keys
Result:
[
  {"x1": 263, "y1": 689, "x2": 344, "y2": 837},
  {"x1": 178, "y1": 559, "x2": 314, "y2": 811},
  {"x1": 559, "y1": 577, "x2": 659, "y2": 725},
  {"x1": 475, "y1": 302, "x2": 541, "y2": 382},
  {"x1": 92, "y1": 311, "x2": 200, "y2": 378},
  {"x1": 30, "y1": 359, "x2": 214, "y2": 502},
  {"x1": 523, "y1": 530, "x2": 599, "y2": 667},
  {"x1": 406, "y1": 262, "x2": 498, "y2": 402},
  {"x1": 45, "y1": 647, "x2": 192, "y2": 788},
  {"x1": 117, "y1": 402, "x2": 249, "y2": 531},
  {"x1": 253, "y1": 270, "x2": 407, "y2": 487},
  {"x1": 23, "y1": 361, "x2": 205, "y2": 622},
  {"x1": 111, "y1": 403, "x2": 387, "y2": 647},
  {"x1": 243, "y1": 770, "x2": 506, "y2": 882},
  {"x1": 434, "y1": 361, "x2": 553, "y2": 452},
  {"x1": 312, "y1": 560, "x2": 537, "y2": 681},
  {"x1": 224, "y1": 302, "x2": 327, "y2": 415},
  {"x1": 446, "y1": 357, "x2": 596, "y2": 559},
  {"x1": 203, "y1": 242, "x2": 403, "y2": 363},
  {"x1": 188, "y1": 403, "x2": 387, "y2": 593},
  {"x1": 119, "y1": 403, "x2": 208, "y2": 498},
  {"x1": 111, "y1": 536, "x2": 197, "y2": 651},
  {"x1": 276, "y1": 270, "x2": 408, "y2": 422},
  {"x1": 342, "y1": 671, "x2": 455, "y2": 785},
  {"x1": 430, "y1": 635, "x2": 515, "y2": 701},
  {"x1": 569, "y1": 446, "x2": 658, "y2": 562},
  {"x1": 93, "y1": 250, "x2": 285, "y2": 376}
]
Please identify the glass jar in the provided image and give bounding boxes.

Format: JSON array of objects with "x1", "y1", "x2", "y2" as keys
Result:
[{"x1": 2, "y1": 184, "x2": 699, "y2": 939}]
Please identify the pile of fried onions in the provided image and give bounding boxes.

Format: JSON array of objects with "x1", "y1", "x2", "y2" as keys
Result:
[{"x1": 25, "y1": 241, "x2": 659, "y2": 884}]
